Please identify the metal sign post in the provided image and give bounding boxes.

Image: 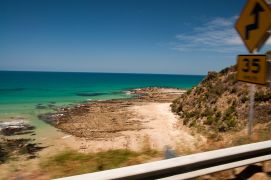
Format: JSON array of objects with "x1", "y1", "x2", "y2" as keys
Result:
[
  {"x1": 248, "y1": 84, "x2": 256, "y2": 136},
  {"x1": 248, "y1": 51, "x2": 256, "y2": 137}
]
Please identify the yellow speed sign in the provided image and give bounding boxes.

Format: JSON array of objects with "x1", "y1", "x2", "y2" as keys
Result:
[{"x1": 237, "y1": 55, "x2": 267, "y2": 85}]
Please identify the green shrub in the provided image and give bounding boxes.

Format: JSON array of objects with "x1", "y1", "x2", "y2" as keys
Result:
[
  {"x1": 227, "y1": 73, "x2": 236, "y2": 84},
  {"x1": 202, "y1": 72, "x2": 218, "y2": 84},
  {"x1": 171, "y1": 101, "x2": 182, "y2": 113},
  {"x1": 186, "y1": 89, "x2": 192, "y2": 95},
  {"x1": 209, "y1": 82, "x2": 225, "y2": 96},
  {"x1": 201, "y1": 109, "x2": 213, "y2": 117},
  {"x1": 226, "y1": 117, "x2": 237, "y2": 129},
  {"x1": 194, "y1": 87, "x2": 203, "y2": 95},
  {"x1": 205, "y1": 116, "x2": 214, "y2": 125},
  {"x1": 230, "y1": 87, "x2": 237, "y2": 93},
  {"x1": 220, "y1": 67, "x2": 230, "y2": 74},
  {"x1": 207, "y1": 132, "x2": 222, "y2": 141},
  {"x1": 255, "y1": 91, "x2": 271, "y2": 102},
  {"x1": 224, "y1": 105, "x2": 236, "y2": 118},
  {"x1": 183, "y1": 118, "x2": 189, "y2": 125},
  {"x1": 217, "y1": 119, "x2": 226, "y2": 132},
  {"x1": 215, "y1": 112, "x2": 222, "y2": 119},
  {"x1": 241, "y1": 96, "x2": 249, "y2": 103},
  {"x1": 188, "y1": 119, "x2": 197, "y2": 127}
]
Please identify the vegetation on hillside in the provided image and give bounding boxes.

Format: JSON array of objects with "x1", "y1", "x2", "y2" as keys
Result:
[{"x1": 171, "y1": 66, "x2": 271, "y2": 137}]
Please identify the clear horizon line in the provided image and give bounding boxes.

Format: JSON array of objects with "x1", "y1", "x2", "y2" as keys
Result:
[{"x1": 0, "y1": 69, "x2": 206, "y2": 76}]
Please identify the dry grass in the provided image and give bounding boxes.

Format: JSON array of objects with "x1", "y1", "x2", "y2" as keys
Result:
[{"x1": 40, "y1": 148, "x2": 160, "y2": 179}]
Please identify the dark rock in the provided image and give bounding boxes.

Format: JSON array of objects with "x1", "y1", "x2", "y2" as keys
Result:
[
  {"x1": 47, "y1": 104, "x2": 57, "y2": 109},
  {"x1": 0, "y1": 138, "x2": 46, "y2": 163},
  {"x1": 24, "y1": 143, "x2": 44, "y2": 154},
  {"x1": 0, "y1": 121, "x2": 35, "y2": 136},
  {"x1": 38, "y1": 113, "x2": 57, "y2": 125},
  {"x1": 75, "y1": 92, "x2": 107, "y2": 97},
  {"x1": 35, "y1": 104, "x2": 48, "y2": 109},
  {"x1": 27, "y1": 155, "x2": 37, "y2": 159}
]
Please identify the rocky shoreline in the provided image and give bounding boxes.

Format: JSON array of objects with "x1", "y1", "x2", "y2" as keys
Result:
[
  {"x1": 0, "y1": 120, "x2": 45, "y2": 163},
  {"x1": 0, "y1": 137, "x2": 45, "y2": 163},
  {"x1": 38, "y1": 87, "x2": 186, "y2": 140},
  {"x1": 0, "y1": 120, "x2": 35, "y2": 136}
]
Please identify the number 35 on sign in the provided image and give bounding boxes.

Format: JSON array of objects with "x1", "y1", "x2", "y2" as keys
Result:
[{"x1": 236, "y1": 55, "x2": 267, "y2": 85}]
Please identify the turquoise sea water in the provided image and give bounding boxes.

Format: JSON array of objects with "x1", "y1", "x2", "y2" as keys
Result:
[{"x1": 0, "y1": 71, "x2": 204, "y2": 128}]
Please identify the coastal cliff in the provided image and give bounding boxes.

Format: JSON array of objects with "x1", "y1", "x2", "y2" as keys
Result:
[{"x1": 171, "y1": 66, "x2": 271, "y2": 135}]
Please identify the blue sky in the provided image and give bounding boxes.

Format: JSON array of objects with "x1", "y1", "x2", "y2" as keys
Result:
[{"x1": 1, "y1": 0, "x2": 271, "y2": 75}]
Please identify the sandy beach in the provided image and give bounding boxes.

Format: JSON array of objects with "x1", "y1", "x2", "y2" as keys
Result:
[{"x1": 39, "y1": 88, "x2": 204, "y2": 153}]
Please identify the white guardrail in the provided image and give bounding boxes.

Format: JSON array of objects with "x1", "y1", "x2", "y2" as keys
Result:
[{"x1": 56, "y1": 140, "x2": 271, "y2": 180}]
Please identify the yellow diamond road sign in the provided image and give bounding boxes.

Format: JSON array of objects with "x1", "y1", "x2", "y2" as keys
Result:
[
  {"x1": 237, "y1": 55, "x2": 268, "y2": 85},
  {"x1": 235, "y1": 0, "x2": 271, "y2": 53}
]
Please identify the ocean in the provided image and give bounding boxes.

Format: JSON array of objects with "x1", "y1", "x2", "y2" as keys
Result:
[{"x1": 0, "y1": 71, "x2": 204, "y2": 129}]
